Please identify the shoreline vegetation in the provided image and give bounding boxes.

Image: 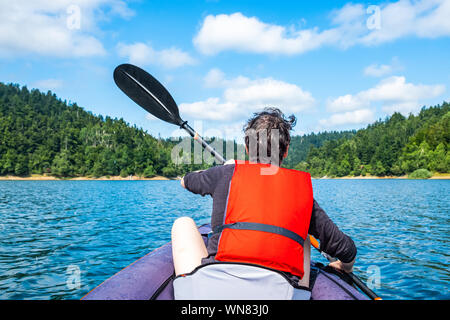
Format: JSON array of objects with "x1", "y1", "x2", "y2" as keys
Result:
[
  {"x1": 1, "y1": 173, "x2": 448, "y2": 181},
  {"x1": 1, "y1": 83, "x2": 448, "y2": 180},
  {"x1": 0, "y1": 174, "x2": 176, "y2": 181},
  {"x1": 323, "y1": 172, "x2": 450, "y2": 179}
]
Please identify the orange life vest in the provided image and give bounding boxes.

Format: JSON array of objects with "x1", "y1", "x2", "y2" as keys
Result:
[{"x1": 214, "y1": 161, "x2": 314, "y2": 278}]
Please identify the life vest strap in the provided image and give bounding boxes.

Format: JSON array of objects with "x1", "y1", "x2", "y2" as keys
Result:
[{"x1": 213, "y1": 222, "x2": 304, "y2": 247}]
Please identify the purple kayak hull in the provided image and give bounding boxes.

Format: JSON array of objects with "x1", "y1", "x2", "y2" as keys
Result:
[{"x1": 83, "y1": 224, "x2": 367, "y2": 300}]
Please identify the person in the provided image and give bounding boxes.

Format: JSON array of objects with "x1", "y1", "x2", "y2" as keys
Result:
[{"x1": 171, "y1": 107, "x2": 356, "y2": 300}]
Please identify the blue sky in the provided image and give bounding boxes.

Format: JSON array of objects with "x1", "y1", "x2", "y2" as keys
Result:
[{"x1": 1, "y1": 0, "x2": 449, "y2": 141}]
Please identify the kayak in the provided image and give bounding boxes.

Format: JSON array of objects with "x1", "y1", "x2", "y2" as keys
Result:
[{"x1": 82, "y1": 224, "x2": 368, "y2": 300}]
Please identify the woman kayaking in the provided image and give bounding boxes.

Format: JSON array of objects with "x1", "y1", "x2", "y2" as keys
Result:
[{"x1": 171, "y1": 107, "x2": 357, "y2": 300}]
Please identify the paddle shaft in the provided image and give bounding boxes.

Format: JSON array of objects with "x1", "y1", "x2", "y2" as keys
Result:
[
  {"x1": 181, "y1": 122, "x2": 226, "y2": 165},
  {"x1": 309, "y1": 235, "x2": 381, "y2": 300},
  {"x1": 348, "y1": 272, "x2": 381, "y2": 300}
]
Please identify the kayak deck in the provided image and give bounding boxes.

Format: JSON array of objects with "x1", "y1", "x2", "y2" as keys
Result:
[{"x1": 83, "y1": 224, "x2": 367, "y2": 300}]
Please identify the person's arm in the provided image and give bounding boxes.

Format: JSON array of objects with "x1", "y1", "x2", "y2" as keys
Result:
[
  {"x1": 181, "y1": 165, "x2": 225, "y2": 196},
  {"x1": 308, "y1": 199, "x2": 357, "y2": 271},
  {"x1": 180, "y1": 170, "x2": 203, "y2": 189}
]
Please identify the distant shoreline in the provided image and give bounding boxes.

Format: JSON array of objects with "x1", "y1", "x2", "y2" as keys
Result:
[
  {"x1": 0, "y1": 174, "x2": 179, "y2": 181},
  {"x1": 1, "y1": 173, "x2": 448, "y2": 181},
  {"x1": 314, "y1": 173, "x2": 450, "y2": 180}
]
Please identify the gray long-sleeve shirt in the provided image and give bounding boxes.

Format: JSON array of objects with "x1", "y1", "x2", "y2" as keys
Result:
[{"x1": 184, "y1": 164, "x2": 357, "y2": 264}]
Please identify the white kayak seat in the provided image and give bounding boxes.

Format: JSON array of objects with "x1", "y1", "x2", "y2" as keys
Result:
[{"x1": 173, "y1": 263, "x2": 311, "y2": 300}]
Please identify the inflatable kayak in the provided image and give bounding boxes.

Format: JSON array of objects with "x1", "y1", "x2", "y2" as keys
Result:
[{"x1": 82, "y1": 224, "x2": 368, "y2": 300}]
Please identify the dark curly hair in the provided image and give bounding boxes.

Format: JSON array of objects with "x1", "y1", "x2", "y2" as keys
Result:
[{"x1": 244, "y1": 107, "x2": 296, "y2": 165}]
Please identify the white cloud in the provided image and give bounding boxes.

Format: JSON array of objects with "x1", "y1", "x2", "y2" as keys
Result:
[
  {"x1": 116, "y1": 42, "x2": 152, "y2": 65},
  {"x1": 364, "y1": 57, "x2": 404, "y2": 77},
  {"x1": 204, "y1": 68, "x2": 227, "y2": 87},
  {"x1": 180, "y1": 97, "x2": 239, "y2": 121},
  {"x1": 327, "y1": 76, "x2": 445, "y2": 114},
  {"x1": 365, "y1": 76, "x2": 443, "y2": 100},
  {"x1": 224, "y1": 78, "x2": 315, "y2": 112},
  {"x1": 203, "y1": 68, "x2": 250, "y2": 88},
  {"x1": 33, "y1": 79, "x2": 63, "y2": 91},
  {"x1": 364, "y1": 63, "x2": 393, "y2": 77},
  {"x1": 105, "y1": 0, "x2": 135, "y2": 19},
  {"x1": 193, "y1": 1, "x2": 450, "y2": 56},
  {"x1": 0, "y1": 0, "x2": 134, "y2": 58},
  {"x1": 180, "y1": 69, "x2": 316, "y2": 121},
  {"x1": 193, "y1": 12, "x2": 338, "y2": 55},
  {"x1": 117, "y1": 42, "x2": 196, "y2": 69},
  {"x1": 331, "y1": 3, "x2": 366, "y2": 26},
  {"x1": 319, "y1": 109, "x2": 375, "y2": 127},
  {"x1": 364, "y1": 76, "x2": 445, "y2": 113},
  {"x1": 321, "y1": 75, "x2": 445, "y2": 128},
  {"x1": 360, "y1": 0, "x2": 450, "y2": 45},
  {"x1": 157, "y1": 48, "x2": 196, "y2": 69},
  {"x1": 326, "y1": 94, "x2": 369, "y2": 113}
]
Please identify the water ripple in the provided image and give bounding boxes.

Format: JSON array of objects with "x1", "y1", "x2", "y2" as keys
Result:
[{"x1": 0, "y1": 179, "x2": 448, "y2": 299}]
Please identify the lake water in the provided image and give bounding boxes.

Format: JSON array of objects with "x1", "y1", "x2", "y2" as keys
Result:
[{"x1": 0, "y1": 179, "x2": 448, "y2": 300}]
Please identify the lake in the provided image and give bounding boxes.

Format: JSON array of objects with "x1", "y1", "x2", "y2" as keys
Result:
[{"x1": 0, "y1": 179, "x2": 448, "y2": 300}]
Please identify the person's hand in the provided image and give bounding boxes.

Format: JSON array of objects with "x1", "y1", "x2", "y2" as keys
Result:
[
  {"x1": 224, "y1": 159, "x2": 235, "y2": 165},
  {"x1": 328, "y1": 259, "x2": 355, "y2": 273}
]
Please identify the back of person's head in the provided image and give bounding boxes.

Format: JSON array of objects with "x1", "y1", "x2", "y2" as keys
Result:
[{"x1": 243, "y1": 108, "x2": 296, "y2": 166}]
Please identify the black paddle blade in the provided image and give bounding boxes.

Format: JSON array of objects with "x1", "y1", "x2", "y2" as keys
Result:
[{"x1": 113, "y1": 64, "x2": 183, "y2": 126}]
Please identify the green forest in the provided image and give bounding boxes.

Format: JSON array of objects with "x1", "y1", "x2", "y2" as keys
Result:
[
  {"x1": 283, "y1": 130, "x2": 356, "y2": 168},
  {"x1": 0, "y1": 82, "x2": 448, "y2": 178},
  {"x1": 291, "y1": 103, "x2": 449, "y2": 177},
  {"x1": 0, "y1": 83, "x2": 209, "y2": 178}
]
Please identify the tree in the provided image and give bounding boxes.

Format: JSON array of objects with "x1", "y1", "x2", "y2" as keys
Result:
[
  {"x1": 1, "y1": 150, "x2": 17, "y2": 175},
  {"x1": 14, "y1": 155, "x2": 29, "y2": 176},
  {"x1": 352, "y1": 157, "x2": 362, "y2": 176},
  {"x1": 162, "y1": 165, "x2": 177, "y2": 177},
  {"x1": 120, "y1": 169, "x2": 129, "y2": 178},
  {"x1": 374, "y1": 161, "x2": 386, "y2": 176},
  {"x1": 294, "y1": 162, "x2": 308, "y2": 172},
  {"x1": 51, "y1": 151, "x2": 72, "y2": 177},
  {"x1": 400, "y1": 141, "x2": 431, "y2": 173},
  {"x1": 408, "y1": 169, "x2": 432, "y2": 179},
  {"x1": 337, "y1": 159, "x2": 351, "y2": 177},
  {"x1": 143, "y1": 165, "x2": 156, "y2": 178},
  {"x1": 92, "y1": 162, "x2": 104, "y2": 178},
  {"x1": 430, "y1": 143, "x2": 448, "y2": 173}
]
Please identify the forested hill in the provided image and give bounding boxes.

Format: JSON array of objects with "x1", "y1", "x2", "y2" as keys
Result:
[
  {"x1": 283, "y1": 130, "x2": 356, "y2": 168},
  {"x1": 0, "y1": 83, "x2": 448, "y2": 178},
  {"x1": 301, "y1": 103, "x2": 449, "y2": 177},
  {"x1": 0, "y1": 83, "x2": 209, "y2": 178}
]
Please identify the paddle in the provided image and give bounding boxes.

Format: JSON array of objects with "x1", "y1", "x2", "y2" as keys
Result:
[
  {"x1": 113, "y1": 63, "x2": 226, "y2": 164},
  {"x1": 114, "y1": 63, "x2": 379, "y2": 300},
  {"x1": 309, "y1": 235, "x2": 381, "y2": 300}
]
